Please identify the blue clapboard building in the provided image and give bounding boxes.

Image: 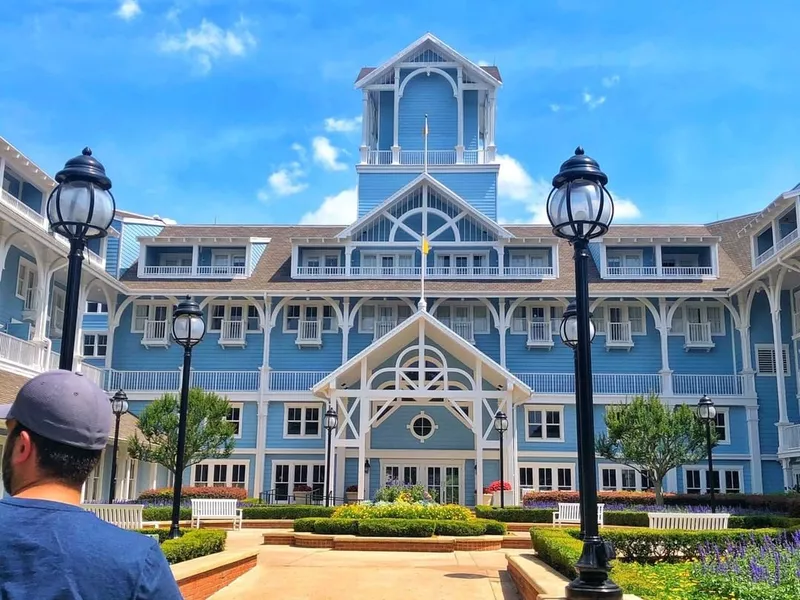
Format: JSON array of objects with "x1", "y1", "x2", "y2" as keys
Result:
[{"x1": 1, "y1": 34, "x2": 799, "y2": 504}]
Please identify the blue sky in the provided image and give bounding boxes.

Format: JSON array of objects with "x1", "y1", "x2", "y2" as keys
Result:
[{"x1": 2, "y1": 0, "x2": 799, "y2": 226}]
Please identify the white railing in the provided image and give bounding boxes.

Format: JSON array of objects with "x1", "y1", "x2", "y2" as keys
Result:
[
  {"x1": 85, "y1": 249, "x2": 105, "y2": 268},
  {"x1": 373, "y1": 320, "x2": 397, "y2": 341},
  {"x1": 660, "y1": 266, "x2": 714, "y2": 277},
  {"x1": 364, "y1": 149, "x2": 491, "y2": 165},
  {"x1": 517, "y1": 373, "x2": 662, "y2": 396},
  {"x1": 755, "y1": 246, "x2": 775, "y2": 266},
  {"x1": 606, "y1": 322, "x2": 633, "y2": 346},
  {"x1": 450, "y1": 320, "x2": 474, "y2": 342},
  {"x1": 777, "y1": 229, "x2": 799, "y2": 252},
  {"x1": 49, "y1": 351, "x2": 60, "y2": 370},
  {"x1": 606, "y1": 266, "x2": 659, "y2": 277},
  {"x1": 295, "y1": 266, "x2": 347, "y2": 278},
  {"x1": 672, "y1": 374, "x2": 743, "y2": 396},
  {"x1": 685, "y1": 322, "x2": 713, "y2": 347},
  {"x1": 0, "y1": 189, "x2": 47, "y2": 228},
  {"x1": 142, "y1": 265, "x2": 194, "y2": 276},
  {"x1": 0, "y1": 331, "x2": 45, "y2": 370},
  {"x1": 400, "y1": 150, "x2": 457, "y2": 165},
  {"x1": 220, "y1": 320, "x2": 245, "y2": 344},
  {"x1": 141, "y1": 265, "x2": 248, "y2": 278},
  {"x1": 142, "y1": 320, "x2": 169, "y2": 345},
  {"x1": 527, "y1": 321, "x2": 553, "y2": 346},
  {"x1": 269, "y1": 370, "x2": 329, "y2": 391},
  {"x1": 365, "y1": 150, "x2": 393, "y2": 165},
  {"x1": 504, "y1": 266, "x2": 555, "y2": 278},
  {"x1": 785, "y1": 424, "x2": 800, "y2": 451},
  {"x1": 195, "y1": 265, "x2": 248, "y2": 277},
  {"x1": 350, "y1": 266, "x2": 421, "y2": 278},
  {"x1": 606, "y1": 265, "x2": 715, "y2": 279},
  {"x1": 102, "y1": 369, "x2": 260, "y2": 392},
  {"x1": 427, "y1": 266, "x2": 499, "y2": 277},
  {"x1": 296, "y1": 320, "x2": 321, "y2": 345},
  {"x1": 189, "y1": 371, "x2": 260, "y2": 391},
  {"x1": 80, "y1": 363, "x2": 104, "y2": 387}
]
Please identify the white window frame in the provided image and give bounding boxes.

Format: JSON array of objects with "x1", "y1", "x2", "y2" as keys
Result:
[
  {"x1": 755, "y1": 343, "x2": 791, "y2": 376},
  {"x1": 358, "y1": 303, "x2": 413, "y2": 334},
  {"x1": 434, "y1": 251, "x2": 490, "y2": 270},
  {"x1": 207, "y1": 302, "x2": 251, "y2": 333},
  {"x1": 598, "y1": 464, "x2": 653, "y2": 492},
  {"x1": 510, "y1": 303, "x2": 562, "y2": 336},
  {"x1": 524, "y1": 405, "x2": 564, "y2": 442},
  {"x1": 226, "y1": 402, "x2": 243, "y2": 439},
  {"x1": 116, "y1": 457, "x2": 139, "y2": 501},
  {"x1": 82, "y1": 332, "x2": 108, "y2": 358},
  {"x1": 159, "y1": 253, "x2": 193, "y2": 267},
  {"x1": 85, "y1": 301, "x2": 108, "y2": 314},
  {"x1": 508, "y1": 249, "x2": 550, "y2": 268},
  {"x1": 713, "y1": 408, "x2": 730, "y2": 445},
  {"x1": 360, "y1": 252, "x2": 415, "y2": 272},
  {"x1": 2, "y1": 168, "x2": 23, "y2": 199},
  {"x1": 407, "y1": 411, "x2": 438, "y2": 443},
  {"x1": 15, "y1": 258, "x2": 37, "y2": 309},
  {"x1": 683, "y1": 466, "x2": 743, "y2": 494},
  {"x1": 435, "y1": 302, "x2": 491, "y2": 335},
  {"x1": 669, "y1": 302, "x2": 727, "y2": 337},
  {"x1": 283, "y1": 403, "x2": 323, "y2": 439},
  {"x1": 519, "y1": 463, "x2": 575, "y2": 492},
  {"x1": 51, "y1": 287, "x2": 66, "y2": 332},
  {"x1": 600, "y1": 303, "x2": 647, "y2": 336},
  {"x1": 606, "y1": 249, "x2": 644, "y2": 268},
  {"x1": 191, "y1": 459, "x2": 249, "y2": 489},
  {"x1": 282, "y1": 303, "x2": 337, "y2": 334},
  {"x1": 211, "y1": 250, "x2": 246, "y2": 266},
  {"x1": 270, "y1": 460, "x2": 327, "y2": 500},
  {"x1": 303, "y1": 251, "x2": 340, "y2": 268},
  {"x1": 130, "y1": 302, "x2": 171, "y2": 333}
]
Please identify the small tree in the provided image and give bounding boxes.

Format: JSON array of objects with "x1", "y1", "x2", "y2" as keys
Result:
[
  {"x1": 129, "y1": 388, "x2": 236, "y2": 476},
  {"x1": 595, "y1": 393, "x2": 713, "y2": 505}
]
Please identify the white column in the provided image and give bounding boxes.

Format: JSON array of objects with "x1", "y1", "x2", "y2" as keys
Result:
[
  {"x1": 455, "y1": 67, "x2": 464, "y2": 164},
  {"x1": 392, "y1": 68, "x2": 400, "y2": 164},
  {"x1": 73, "y1": 286, "x2": 88, "y2": 367},
  {"x1": 655, "y1": 245, "x2": 663, "y2": 277},
  {"x1": 345, "y1": 244, "x2": 354, "y2": 276},
  {"x1": 772, "y1": 219, "x2": 780, "y2": 248},
  {"x1": 783, "y1": 459, "x2": 793, "y2": 490},
  {"x1": 498, "y1": 299, "x2": 507, "y2": 367},
  {"x1": 771, "y1": 307, "x2": 790, "y2": 446},
  {"x1": 191, "y1": 245, "x2": 199, "y2": 275},
  {"x1": 255, "y1": 298, "x2": 272, "y2": 498},
  {"x1": 33, "y1": 268, "x2": 51, "y2": 342},
  {"x1": 666, "y1": 468, "x2": 678, "y2": 493},
  {"x1": 341, "y1": 298, "x2": 350, "y2": 363},
  {"x1": 0, "y1": 157, "x2": 6, "y2": 185},
  {"x1": 474, "y1": 394, "x2": 484, "y2": 504},
  {"x1": 149, "y1": 462, "x2": 158, "y2": 490},
  {"x1": 746, "y1": 405, "x2": 763, "y2": 493},
  {"x1": 291, "y1": 245, "x2": 300, "y2": 277},
  {"x1": 738, "y1": 325, "x2": 756, "y2": 395},
  {"x1": 485, "y1": 91, "x2": 496, "y2": 162},
  {"x1": 657, "y1": 299, "x2": 673, "y2": 396},
  {"x1": 334, "y1": 440, "x2": 346, "y2": 498},
  {"x1": 105, "y1": 300, "x2": 118, "y2": 370},
  {"x1": 360, "y1": 90, "x2": 369, "y2": 163},
  {"x1": 356, "y1": 360, "x2": 370, "y2": 499}
]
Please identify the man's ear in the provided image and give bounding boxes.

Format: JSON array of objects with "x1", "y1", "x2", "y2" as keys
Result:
[{"x1": 10, "y1": 428, "x2": 35, "y2": 466}]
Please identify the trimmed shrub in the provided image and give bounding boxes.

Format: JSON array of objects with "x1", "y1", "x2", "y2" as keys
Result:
[
  {"x1": 293, "y1": 518, "x2": 321, "y2": 533},
  {"x1": 160, "y1": 529, "x2": 226, "y2": 564},
  {"x1": 333, "y1": 502, "x2": 472, "y2": 521},
  {"x1": 435, "y1": 520, "x2": 487, "y2": 536},
  {"x1": 576, "y1": 527, "x2": 783, "y2": 561},
  {"x1": 530, "y1": 528, "x2": 583, "y2": 579},
  {"x1": 143, "y1": 507, "x2": 191, "y2": 522},
  {"x1": 605, "y1": 511, "x2": 649, "y2": 527},
  {"x1": 728, "y1": 514, "x2": 800, "y2": 529},
  {"x1": 138, "y1": 486, "x2": 247, "y2": 502},
  {"x1": 474, "y1": 506, "x2": 553, "y2": 523},
  {"x1": 242, "y1": 506, "x2": 335, "y2": 520},
  {"x1": 357, "y1": 518, "x2": 437, "y2": 537},
  {"x1": 313, "y1": 519, "x2": 360, "y2": 535},
  {"x1": 477, "y1": 519, "x2": 509, "y2": 535},
  {"x1": 134, "y1": 528, "x2": 171, "y2": 543},
  {"x1": 373, "y1": 483, "x2": 433, "y2": 503}
]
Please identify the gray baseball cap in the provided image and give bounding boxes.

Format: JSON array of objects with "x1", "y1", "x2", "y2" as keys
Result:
[{"x1": 0, "y1": 370, "x2": 112, "y2": 450}]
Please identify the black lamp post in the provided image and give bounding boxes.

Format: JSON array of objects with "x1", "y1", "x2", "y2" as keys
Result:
[
  {"x1": 169, "y1": 296, "x2": 206, "y2": 539},
  {"x1": 547, "y1": 147, "x2": 620, "y2": 599},
  {"x1": 108, "y1": 389, "x2": 129, "y2": 503},
  {"x1": 47, "y1": 148, "x2": 116, "y2": 371},
  {"x1": 323, "y1": 407, "x2": 338, "y2": 507},
  {"x1": 696, "y1": 395, "x2": 717, "y2": 513},
  {"x1": 494, "y1": 410, "x2": 509, "y2": 508},
  {"x1": 560, "y1": 301, "x2": 595, "y2": 540}
]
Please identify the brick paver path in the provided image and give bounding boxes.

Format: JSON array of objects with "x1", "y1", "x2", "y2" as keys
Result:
[{"x1": 210, "y1": 544, "x2": 524, "y2": 600}]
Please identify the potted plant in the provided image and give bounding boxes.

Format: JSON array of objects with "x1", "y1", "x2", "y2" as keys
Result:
[
  {"x1": 293, "y1": 484, "x2": 312, "y2": 504},
  {"x1": 486, "y1": 480, "x2": 513, "y2": 506},
  {"x1": 481, "y1": 486, "x2": 494, "y2": 506},
  {"x1": 346, "y1": 485, "x2": 359, "y2": 503}
]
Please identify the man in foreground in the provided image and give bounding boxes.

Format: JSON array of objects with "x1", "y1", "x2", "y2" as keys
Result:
[{"x1": 0, "y1": 370, "x2": 183, "y2": 599}]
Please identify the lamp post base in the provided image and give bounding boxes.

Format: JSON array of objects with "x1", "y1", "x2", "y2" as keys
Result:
[{"x1": 565, "y1": 537, "x2": 622, "y2": 600}]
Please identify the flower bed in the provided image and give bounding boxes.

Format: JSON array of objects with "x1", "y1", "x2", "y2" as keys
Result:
[
  {"x1": 334, "y1": 501, "x2": 472, "y2": 521},
  {"x1": 138, "y1": 486, "x2": 247, "y2": 502},
  {"x1": 159, "y1": 529, "x2": 227, "y2": 564},
  {"x1": 294, "y1": 517, "x2": 507, "y2": 537},
  {"x1": 141, "y1": 504, "x2": 335, "y2": 522}
]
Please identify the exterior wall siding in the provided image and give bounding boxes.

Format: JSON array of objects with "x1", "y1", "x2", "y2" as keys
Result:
[
  {"x1": 119, "y1": 222, "x2": 164, "y2": 274},
  {"x1": 398, "y1": 73, "x2": 457, "y2": 151},
  {"x1": 432, "y1": 172, "x2": 497, "y2": 220},
  {"x1": 463, "y1": 90, "x2": 478, "y2": 151},
  {"x1": 358, "y1": 173, "x2": 419, "y2": 217}
]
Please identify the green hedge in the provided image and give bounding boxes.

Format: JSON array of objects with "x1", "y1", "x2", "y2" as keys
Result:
[
  {"x1": 293, "y1": 517, "x2": 506, "y2": 537},
  {"x1": 434, "y1": 520, "x2": 488, "y2": 536},
  {"x1": 160, "y1": 529, "x2": 226, "y2": 564},
  {"x1": 142, "y1": 507, "x2": 191, "y2": 521},
  {"x1": 530, "y1": 528, "x2": 583, "y2": 579},
  {"x1": 474, "y1": 506, "x2": 553, "y2": 523},
  {"x1": 134, "y1": 528, "x2": 171, "y2": 543},
  {"x1": 333, "y1": 502, "x2": 472, "y2": 521},
  {"x1": 357, "y1": 518, "x2": 437, "y2": 537},
  {"x1": 313, "y1": 518, "x2": 360, "y2": 535},
  {"x1": 293, "y1": 517, "x2": 321, "y2": 532},
  {"x1": 241, "y1": 506, "x2": 335, "y2": 519}
]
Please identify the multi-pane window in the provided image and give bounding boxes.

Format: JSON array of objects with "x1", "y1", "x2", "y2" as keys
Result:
[
  {"x1": 670, "y1": 303, "x2": 726, "y2": 336},
  {"x1": 210, "y1": 305, "x2": 225, "y2": 331},
  {"x1": 194, "y1": 464, "x2": 209, "y2": 487},
  {"x1": 519, "y1": 465, "x2": 574, "y2": 493},
  {"x1": 213, "y1": 464, "x2": 228, "y2": 487},
  {"x1": 131, "y1": 303, "x2": 170, "y2": 333},
  {"x1": 83, "y1": 333, "x2": 108, "y2": 358},
  {"x1": 436, "y1": 303, "x2": 490, "y2": 336},
  {"x1": 194, "y1": 462, "x2": 248, "y2": 489},
  {"x1": 684, "y1": 468, "x2": 742, "y2": 494},
  {"x1": 525, "y1": 407, "x2": 562, "y2": 441},
  {"x1": 285, "y1": 405, "x2": 322, "y2": 437},
  {"x1": 621, "y1": 468, "x2": 637, "y2": 491},
  {"x1": 284, "y1": 304, "x2": 337, "y2": 333},
  {"x1": 686, "y1": 470, "x2": 702, "y2": 494},
  {"x1": 756, "y1": 344, "x2": 791, "y2": 375},
  {"x1": 2, "y1": 169, "x2": 22, "y2": 198},
  {"x1": 15, "y1": 259, "x2": 37, "y2": 311},
  {"x1": 226, "y1": 404, "x2": 242, "y2": 437},
  {"x1": 600, "y1": 466, "x2": 652, "y2": 492},
  {"x1": 85, "y1": 301, "x2": 108, "y2": 314},
  {"x1": 232, "y1": 465, "x2": 247, "y2": 488},
  {"x1": 714, "y1": 411, "x2": 728, "y2": 443},
  {"x1": 51, "y1": 289, "x2": 65, "y2": 333},
  {"x1": 247, "y1": 306, "x2": 260, "y2": 331},
  {"x1": 511, "y1": 305, "x2": 561, "y2": 335},
  {"x1": 601, "y1": 469, "x2": 618, "y2": 491},
  {"x1": 359, "y1": 303, "x2": 412, "y2": 333},
  {"x1": 602, "y1": 304, "x2": 646, "y2": 335}
]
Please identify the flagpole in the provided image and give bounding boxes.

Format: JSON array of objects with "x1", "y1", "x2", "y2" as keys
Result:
[{"x1": 419, "y1": 236, "x2": 429, "y2": 312}]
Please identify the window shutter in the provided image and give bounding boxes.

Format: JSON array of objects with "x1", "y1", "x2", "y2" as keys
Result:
[
  {"x1": 756, "y1": 347, "x2": 777, "y2": 374},
  {"x1": 782, "y1": 346, "x2": 791, "y2": 375}
]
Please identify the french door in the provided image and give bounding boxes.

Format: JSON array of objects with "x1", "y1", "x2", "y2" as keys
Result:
[{"x1": 383, "y1": 463, "x2": 462, "y2": 504}]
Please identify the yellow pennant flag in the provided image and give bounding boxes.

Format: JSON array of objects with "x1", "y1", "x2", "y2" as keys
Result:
[{"x1": 421, "y1": 237, "x2": 430, "y2": 255}]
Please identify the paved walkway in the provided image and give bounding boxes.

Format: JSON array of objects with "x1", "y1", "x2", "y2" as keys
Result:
[{"x1": 210, "y1": 542, "x2": 525, "y2": 600}]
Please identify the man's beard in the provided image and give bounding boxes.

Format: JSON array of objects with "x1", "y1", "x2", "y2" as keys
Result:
[{"x1": 2, "y1": 441, "x2": 14, "y2": 495}]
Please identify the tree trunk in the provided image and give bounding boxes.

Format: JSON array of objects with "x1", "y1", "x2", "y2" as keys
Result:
[{"x1": 654, "y1": 478, "x2": 664, "y2": 506}]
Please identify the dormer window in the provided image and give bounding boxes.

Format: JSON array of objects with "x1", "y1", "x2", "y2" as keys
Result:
[
  {"x1": 361, "y1": 253, "x2": 414, "y2": 276},
  {"x1": 211, "y1": 251, "x2": 246, "y2": 275},
  {"x1": 304, "y1": 253, "x2": 340, "y2": 274},
  {"x1": 2, "y1": 170, "x2": 22, "y2": 199},
  {"x1": 433, "y1": 253, "x2": 489, "y2": 276},
  {"x1": 607, "y1": 250, "x2": 643, "y2": 275}
]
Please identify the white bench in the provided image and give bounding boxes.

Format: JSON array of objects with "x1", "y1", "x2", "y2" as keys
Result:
[
  {"x1": 83, "y1": 504, "x2": 145, "y2": 530},
  {"x1": 191, "y1": 499, "x2": 243, "y2": 530},
  {"x1": 648, "y1": 512, "x2": 730, "y2": 530},
  {"x1": 553, "y1": 503, "x2": 605, "y2": 527}
]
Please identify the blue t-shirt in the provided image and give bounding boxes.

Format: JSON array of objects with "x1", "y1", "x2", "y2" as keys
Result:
[{"x1": 0, "y1": 497, "x2": 183, "y2": 599}]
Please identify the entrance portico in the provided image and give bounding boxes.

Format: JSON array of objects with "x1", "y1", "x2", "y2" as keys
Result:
[{"x1": 312, "y1": 308, "x2": 532, "y2": 504}]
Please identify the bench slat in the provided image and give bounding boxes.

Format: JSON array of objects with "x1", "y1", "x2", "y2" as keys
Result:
[{"x1": 648, "y1": 512, "x2": 730, "y2": 530}]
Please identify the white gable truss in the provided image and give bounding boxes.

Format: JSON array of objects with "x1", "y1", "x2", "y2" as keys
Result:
[
  {"x1": 312, "y1": 309, "x2": 531, "y2": 443},
  {"x1": 355, "y1": 33, "x2": 501, "y2": 90},
  {"x1": 336, "y1": 173, "x2": 514, "y2": 244}
]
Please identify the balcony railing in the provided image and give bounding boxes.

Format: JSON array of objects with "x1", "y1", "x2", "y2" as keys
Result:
[
  {"x1": 785, "y1": 424, "x2": 800, "y2": 451},
  {"x1": 373, "y1": 320, "x2": 397, "y2": 341},
  {"x1": 219, "y1": 320, "x2": 245, "y2": 346},
  {"x1": 518, "y1": 373, "x2": 662, "y2": 396},
  {"x1": 80, "y1": 363, "x2": 104, "y2": 387},
  {"x1": 685, "y1": 322, "x2": 714, "y2": 349},
  {"x1": 296, "y1": 266, "x2": 348, "y2": 278},
  {"x1": 297, "y1": 266, "x2": 555, "y2": 280},
  {"x1": 605, "y1": 265, "x2": 714, "y2": 279},
  {"x1": 606, "y1": 322, "x2": 633, "y2": 348},
  {"x1": 504, "y1": 266, "x2": 555, "y2": 278},
  {"x1": 141, "y1": 265, "x2": 248, "y2": 278},
  {"x1": 0, "y1": 331, "x2": 45, "y2": 371},
  {"x1": 102, "y1": 369, "x2": 260, "y2": 392},
  {"x1": 142, "y1": 320, "x2": 170, "y2": 346},
  {"x1": 672, "y1": 374, "x2": 743, "y2": 396},
  {"x1": 527, "y1": 321, "x2": 553, "y2": 347},
  {"x1": 296, "y1": 320, "x2": 321, "y2": 346},
  {"x1": 1, "y1": 189, "x2": 47, "y2": 228},
  {"x1": 269, "y1": 370, "x2": 329, "y2": 391},
  {"x1": 777, "y1": 228, "x2": 799, "y2": 252},
  {"x1": 449, "y1": 320, "x2": 474, "y2": 342},
  {"x1": 349, "y1": 266, "x2": 421, "y2": 278},
  {"x1": 755, "y1": 246, "x2": 776, "y2": 266},
  {"x1": 363, "y1": 149, "x2": 491, "y2": 166}
]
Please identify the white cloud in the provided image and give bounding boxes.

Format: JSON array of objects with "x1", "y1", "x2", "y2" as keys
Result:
[
  {"x1": 258, "y1": 162, "x2": 307, "y2": 200},
  {"x1": 582, "y1": 92, "x2": 606, "y2": 110},
  {"x1": 160, "y1": 17, "x2": 256, "y2": 74},
  {"x1": 300, "y1": 187, "x2": 358, "y2": 224},
  {"x1": 324, "y1": 116, "x2": 362, "y2": 133},
  {"x1": 116, "y1": 0, "x2": 141, "y2": 20},
  {"x1": 496, "y1": 153, "x2": 641, "y2": 223},
  {"x1": 291, "y1": 142, "x2": 307, "y2": 161},
  {"x1": 549, "y1": 104, "x2": 562, "y2": 112},
  {"x1": 312, "y1": 136, "x2": 347, "y2": 171},
  {"x1": 165, "y1": 7, "x2": 181, "y2": 21},
  {"x1": 602, "y1": 74, "x2": 620, "y2": 88}
]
